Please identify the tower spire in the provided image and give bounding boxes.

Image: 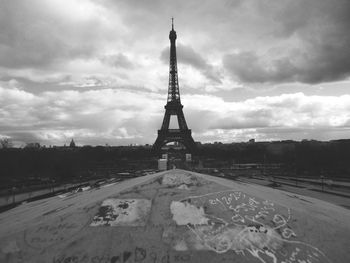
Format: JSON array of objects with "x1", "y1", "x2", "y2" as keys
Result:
[{"x1": 168, "y1": 17, "x2": 179, "y2": 103}]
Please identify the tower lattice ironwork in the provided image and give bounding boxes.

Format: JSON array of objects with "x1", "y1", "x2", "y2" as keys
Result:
[{"x1": 153, "y1": 19, "x2": 196, "y2": 153}]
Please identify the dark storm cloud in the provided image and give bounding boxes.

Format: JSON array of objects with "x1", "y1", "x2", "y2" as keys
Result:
[
  {"x1": 223, "y1": 52, "x2": 298, "y2": 83},
  {"x1": 176, "y1": 45, "x2": 207, "y2": 70},
  {"x1": 100, "y1": 53, "x2": 134, "y2": 69},
  {"x1": 2, "y1": 0, "x2": 350, "y2": 146},
  {"x1": 224, "y1": 0, "x2": 350, "y2": 84},
  {"x1": 4, "y1": 131, "x2": 43, "y2": 145},
  {"x1": 161, "y1": 44, "x2": 222, "y2": 83},
  {"x1": 0, "y1": 0, "x2": 108, "y2": 69}
]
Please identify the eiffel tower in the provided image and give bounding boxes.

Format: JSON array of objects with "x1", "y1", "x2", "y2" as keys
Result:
[{"x1": 153, "y1": 19, "x2": 196, "y2": 153}]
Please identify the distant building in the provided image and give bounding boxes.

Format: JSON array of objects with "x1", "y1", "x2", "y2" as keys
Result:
[
  {"x1": 158, "y1": 159, "x2": 168, "y2": 171},
  {"x1": 249, "y1": 139, "x2": 255, "y2": 143},
  {"x1": 69, "y1": 139, "x2": 76, "y2": 148},
  {"x1": 25, "y1": 142, "x2": 41, "y2": 149}
]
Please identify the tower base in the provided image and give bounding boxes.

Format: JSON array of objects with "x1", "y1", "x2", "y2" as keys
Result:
[{"x1": 153, "y1": 129, "x2": 196, "y2": 153}]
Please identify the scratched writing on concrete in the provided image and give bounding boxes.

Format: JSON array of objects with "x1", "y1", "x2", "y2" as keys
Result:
[
  {"x1": 53, "y1": 247, "x2": 191, "y2": 263},
  {"x1": 168, "y1": 190, "x2": 331, "y2": 263},
  {"x1": 202, "y1": 191, "x2": 295, "y2": 238},
  {"x1": 24, "y1": 213, "x2": 89, "y2": 249}
]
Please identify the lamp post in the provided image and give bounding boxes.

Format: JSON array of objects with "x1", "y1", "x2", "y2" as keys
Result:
[
  {"x1": 12, "y1": 186, "x2": 16, "y2": 204},
  {"x1": 320, "y1": 175, "x2": 325, "y2": 192}
]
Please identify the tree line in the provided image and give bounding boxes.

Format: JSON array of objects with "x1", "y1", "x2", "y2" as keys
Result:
[{"x1": 0, "y1": 139, "x2": 349, "y2": 190}]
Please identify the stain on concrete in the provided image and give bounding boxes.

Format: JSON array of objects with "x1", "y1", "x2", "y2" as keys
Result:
[
  {"x1": 162, "y1": 172, "x2": 199, "y2": 189},
  {"x1": 90, "y1": 199, "x2": 151, "y2": 227},
  {"x1": 42, "y1": 204, "x2": 74, "y2": 216},
  {"x1": 285, "y1": 193, "x2": 313, "y2": 203}
]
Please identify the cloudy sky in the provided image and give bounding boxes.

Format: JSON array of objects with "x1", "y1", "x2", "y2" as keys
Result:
[{"x1": 1, "y1": 0, "x2": 350, "y2": 146}]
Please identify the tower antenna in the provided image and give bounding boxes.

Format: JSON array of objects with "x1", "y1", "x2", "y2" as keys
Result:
[{"x1": 171, "y1": 17, "x2": 174, "y2": 30}]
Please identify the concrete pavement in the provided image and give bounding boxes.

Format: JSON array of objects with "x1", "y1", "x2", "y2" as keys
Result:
[{"x1": 0, "y1": 169, "x2": 349, "y2": 263}]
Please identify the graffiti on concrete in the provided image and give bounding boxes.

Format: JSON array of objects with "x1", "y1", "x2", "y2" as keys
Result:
[
  {"x1": 90, "y1": 199, "x2": 151, "y2": 227},
  {"x1": 169, "y1": 190, "x2": 331, "y2": 263},
  {"x1": 162, "y1": 173, "x2": 198, "y2": 189}
]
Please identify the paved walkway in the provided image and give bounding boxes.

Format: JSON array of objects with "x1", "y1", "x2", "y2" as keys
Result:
[
  {"x1": 0, "y1": 169, "x2": 349, "y2": 263},
  {"x1": 237, "y1": 176, "x2": 350, "y2": 209}
]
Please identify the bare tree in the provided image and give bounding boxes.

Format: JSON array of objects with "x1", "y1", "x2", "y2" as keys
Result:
[
  {"x1": 25, "y1": 142, "x2": 41, "y2": 149},
  {"x1": 0, "y1": 138, "x2": 13, "y2": 148}
]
